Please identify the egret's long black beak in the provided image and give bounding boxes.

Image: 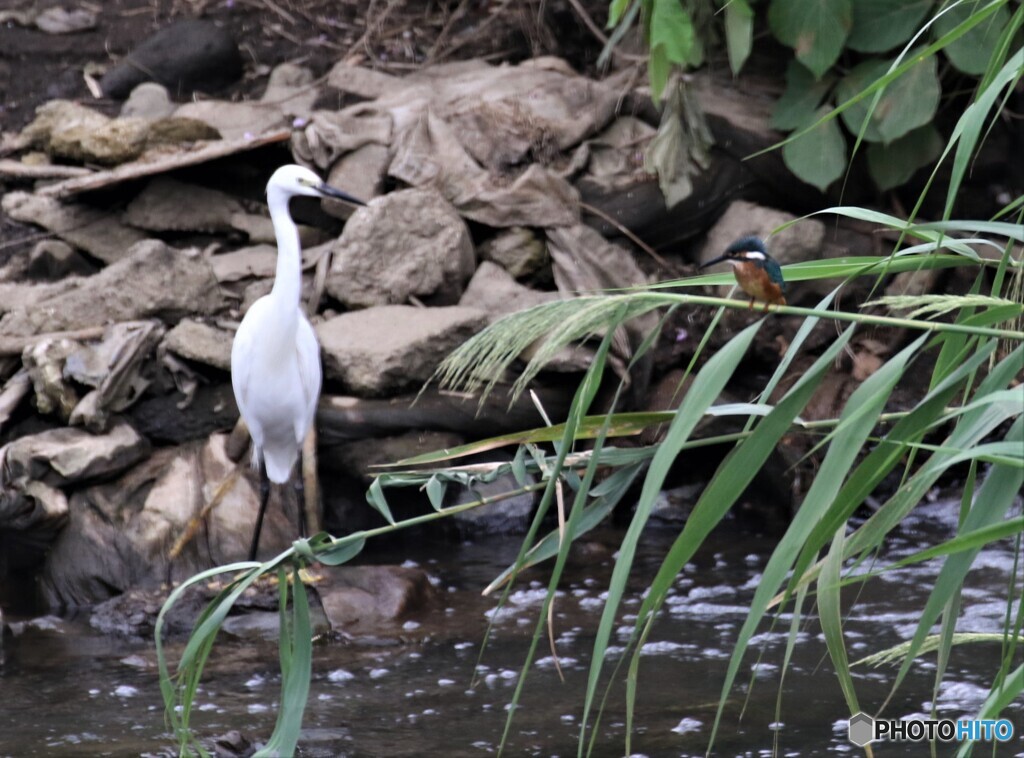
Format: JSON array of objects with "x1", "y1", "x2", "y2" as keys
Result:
[
  {"x1": 317, "y1": 182, "x2": 365, "y2": 206},
  {"x1": 700, "y1": 254, "x2": 729, "y2": 270}
]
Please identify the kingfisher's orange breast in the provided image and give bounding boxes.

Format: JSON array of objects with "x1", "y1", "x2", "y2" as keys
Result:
[{"x1": 733, "y1": 262, "x2": 786, "y2": 305}]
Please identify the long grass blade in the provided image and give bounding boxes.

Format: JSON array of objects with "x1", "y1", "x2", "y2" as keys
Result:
[
  {"x1": 578, "y1": 319, "x2": 763, "y2": 753},
  {"x1": 706, "y1": 331, "x2": 928, "y2": 752}
]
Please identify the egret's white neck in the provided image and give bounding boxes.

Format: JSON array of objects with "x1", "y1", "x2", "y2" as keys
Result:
[{"x1": 266, "y1": 190, "x2": 303, "y2": 346}]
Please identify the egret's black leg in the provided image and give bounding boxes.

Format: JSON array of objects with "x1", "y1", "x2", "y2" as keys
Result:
[
  {"x1": 294, "y1": 454, "x2": 308, "y2": 538},
  {"x1": 249, "y1": 466, "x2": 271, "y2": 561}
]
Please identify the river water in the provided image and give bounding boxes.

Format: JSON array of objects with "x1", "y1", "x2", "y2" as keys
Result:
[{"x1": 1, "y1": 497, "x2": 1021, "y2": 757}]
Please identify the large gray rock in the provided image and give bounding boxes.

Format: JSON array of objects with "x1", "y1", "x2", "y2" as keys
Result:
[
  {"x1": 2, "y1": 421, "x2": 148, "y2": 487},
  {"x1": 0, "y1": 240, "x2": 224, "y2": 337},
  {"x1": 316, "y1": 305, "x2": 487, "y2": 395},
  {"x1": 326, "y1": 189, "x2": 475, "y2": 308},
  {"x1": 2, "y1": 191, "x2": 147, "y2": 264}
]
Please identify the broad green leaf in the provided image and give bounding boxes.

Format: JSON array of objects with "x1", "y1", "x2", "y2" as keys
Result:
[
  {"x1": 848, "y1": 0, "x2": 935, "y2": 52},
  {"x1": 647, "y1": 0, "x2": 702, "y2": 101},
  {"x1": 648, "y1": 45, "x2": 671, "y2": 103},
  {"x1": 316, "y1": 536, "x2": 366, "y2": 566},
  {"x1": 768, "y1": 0, "x2": 852, "y2": 78},
  {"x1": 366, "y1": 477, "x2": 395, "y2": 524},
  {"x1": 425, "y1": 474, "x2": 446, "y2": 510},
  {"x1": 934, "y1": 0, "x2": 1013, "y2": 74},
  {"x1": 723, "y1": 0, "x2": 754, "y2": 75},
  {"x1": 654, "y1": 0, "x2": 701, "y2": 68},
  {"x1": 867, "y1": 123, "x2": 944, "y2": 190},
  {"x1": 771, "y1": 60, "x2": 835, "y2": 130},
  {"x1": 837, "y1": 52, "x2": 941, "y2": 144},
  {"x1": 782, "y1": 106, "x2": 847, "y2": 191}
]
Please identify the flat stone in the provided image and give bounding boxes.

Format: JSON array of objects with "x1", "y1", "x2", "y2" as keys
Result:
[
  {"x1": 459, "y1": 261, "x2": 558, "y2": 321},
  {"x1": 327, "y1": 188, "x2": 475, "y2": 308},
  {"x1": 210, "y1": 244, "x2": 279, "y2": 282},
  {"x1": 2, "y1": 421, "x2": 149, "y2": 487},
  {"x1": 125, "y1": 176, "x2": 244, "y2": 233},
  {"x1": 173, "y1": 100, "x2": 286, "y2": 141},
  {"x1": 0, "y1": 279, "x2": 78, "y2": 318},
  {"x1": 2, "y1": 191, "x2": 147, "y2": 264},
  {"x1": 162, "y1": 319, "x2": 233, "y2": 371},
  {"x1": 326, "y1": 62, "x2": 406, "y2": 99},
  {"x1": 322, "y1": 143, "x2": 391, "y2": 219},
  {"x1": 316, "y1": 305, "x2": 487, "y2": 395},
  {"x1": 0, "y1": 240, "x2": 224, "y2": 337}
]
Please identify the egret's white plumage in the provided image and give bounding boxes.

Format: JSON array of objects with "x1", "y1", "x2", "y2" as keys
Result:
[{"x1": 231, "y1": 165, "x2": 362, "y2": 556}]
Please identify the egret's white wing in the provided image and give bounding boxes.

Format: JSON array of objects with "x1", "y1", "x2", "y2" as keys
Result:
[
  {"x1": 295, "y1": 313, "x2": 323, "y2": 443},
  {"x1": 231, "y1": 297, "x2": 274, "y2": 431}
]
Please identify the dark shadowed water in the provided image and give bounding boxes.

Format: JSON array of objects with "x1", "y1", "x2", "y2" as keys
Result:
[{"x1": 1, "y1": 497, "x2": 1021, "y2": 757}]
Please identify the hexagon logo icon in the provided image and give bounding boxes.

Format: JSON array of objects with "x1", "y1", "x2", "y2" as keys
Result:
[{"x1": 849, "y1": 712, "x2": 875, "y2": 746}]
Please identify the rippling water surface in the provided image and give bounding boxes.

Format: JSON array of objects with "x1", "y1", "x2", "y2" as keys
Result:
[{"x1": 1, "y1": 497, "x2": 1021, "y2": 756}]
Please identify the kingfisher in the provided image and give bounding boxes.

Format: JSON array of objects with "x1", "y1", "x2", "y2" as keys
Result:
[{"x1": 700, "y1": 236, "x2": 786, "y2": 310}]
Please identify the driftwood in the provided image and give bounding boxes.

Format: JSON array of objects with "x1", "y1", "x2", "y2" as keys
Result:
[
  {"x1": 317, "y1": 386, "x2": 572, "y2": 444},
  {"x1": 36, "y1": 130, "x2": 291, "y2": 198},
  {"x1": 0, "y1": 160, "x2": 93, "y2": 180}
]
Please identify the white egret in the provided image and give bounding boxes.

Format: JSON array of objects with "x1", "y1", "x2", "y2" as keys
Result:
[{"x1": 231, "y1": 164, "x2": 363, "y2": 560}]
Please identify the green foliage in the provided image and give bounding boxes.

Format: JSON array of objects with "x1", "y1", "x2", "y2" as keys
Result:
[{"x1": 605, "y1": 0, "x2": 1020, "y2": 193}]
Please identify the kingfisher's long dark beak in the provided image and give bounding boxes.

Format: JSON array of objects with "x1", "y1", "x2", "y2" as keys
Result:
[
  {"x1": 317, "y1": 182, "x2": 365, "y2": 206},
  {"x1": 700, "y1": 254, "x2": 730, "y2": 270}
]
